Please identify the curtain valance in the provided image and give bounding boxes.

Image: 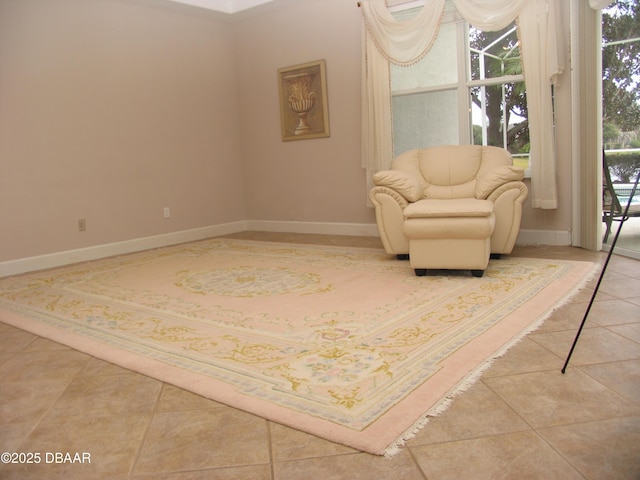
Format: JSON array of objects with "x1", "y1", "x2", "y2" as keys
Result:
[
  {"x1": 360, "y1": 0, "x2": 565, "y2": 209},
  {"x1": 360, "y1": 0, "x2": 445, "y2": 66}
]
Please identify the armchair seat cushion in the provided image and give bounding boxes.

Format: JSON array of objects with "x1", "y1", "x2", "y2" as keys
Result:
[{"x1": 404, "y1": 198, "x2": 493, "y2": 219}]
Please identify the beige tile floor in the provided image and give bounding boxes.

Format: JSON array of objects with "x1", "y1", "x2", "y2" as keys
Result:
[
  {"x1": 603, "y1": 216, "x2": 640, "y2": 261},
  {"x1": 1, "y1": 231, "x2": 639, "y2": 479}
]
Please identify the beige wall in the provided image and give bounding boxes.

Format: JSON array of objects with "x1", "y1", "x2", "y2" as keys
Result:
[
  {"x1": 0, "y1": 0, "x2": 578, "y2": 265},
  {"x1": 0, "y1": 0, "x2": 246, "y2": 261},
  {"x1": 235, "y1": 0, "x2": 371, "y2": 224}
]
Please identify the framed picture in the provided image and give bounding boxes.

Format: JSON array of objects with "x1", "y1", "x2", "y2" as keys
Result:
[{"x1": 278, "y1": 59, "x2": 330, "y2": 141}]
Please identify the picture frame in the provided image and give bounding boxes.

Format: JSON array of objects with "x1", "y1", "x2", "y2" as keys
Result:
[{"x1": 278, "y1": 59, "x2": 330, "y2": 141}]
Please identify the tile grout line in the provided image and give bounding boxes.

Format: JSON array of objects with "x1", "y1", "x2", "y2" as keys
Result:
[{"x1": 127, "y1": 381, "x2": 165, "y2": 478}]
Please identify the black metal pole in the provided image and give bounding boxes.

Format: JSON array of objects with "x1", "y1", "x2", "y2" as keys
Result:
[{"x1": 562, "y1": 170, "x2": 640, "y2": 374}]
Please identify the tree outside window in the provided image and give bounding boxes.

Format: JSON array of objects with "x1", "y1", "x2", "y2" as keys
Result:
[
  {"x1": 602, "y1": 0, "x2": 640, "y2": 183},
  {"x1": 469, "y1": 25, "x2": 530, "y2": 171}
]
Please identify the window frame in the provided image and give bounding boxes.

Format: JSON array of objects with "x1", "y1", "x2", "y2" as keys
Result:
[
  {"x1": 467, "y1": 24, "x2": 529, "y2": 173},
  {"x1": 390, "y1": 8, "x2": 530, "y2": 174}
]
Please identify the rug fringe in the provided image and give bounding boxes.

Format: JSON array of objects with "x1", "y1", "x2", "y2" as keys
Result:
[
  {"x1": 382, "y1": 262, "x2": 599, "y2": 458},
  {"x1": 382, "y1": 352, "x2": 496, "y2": 458}
]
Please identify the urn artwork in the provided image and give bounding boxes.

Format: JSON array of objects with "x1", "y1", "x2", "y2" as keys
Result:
[
  {"x1": 278, "y1": 60, "x2": 330, "y2": 141},
  {"x1": 284, "y1": 72, "x2": 316, "y2": 135}
]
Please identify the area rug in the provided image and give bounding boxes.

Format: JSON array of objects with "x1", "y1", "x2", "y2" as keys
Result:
[{"x1": 0, "y1": 238, "x2": 596, "y2": 456}]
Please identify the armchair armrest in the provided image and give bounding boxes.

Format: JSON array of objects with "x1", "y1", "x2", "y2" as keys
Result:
[
  {"x1": 486, "y1": 180, "x2": 528, "y2": 254},
  {"x1": 369, "y1": 186, "x2": 409, "y2": 209},
  {"x1": 475, "y1": 166, "x2": 525, "y2": 199},
  {"x1": 485, "y1": 181, "x2": 528, "y2": 204},
  {"x1": 373, "y1": 170, "x2": 423, "y2": 202},
  {"x1": 369, "y1": 185, "x2": 410, "y2": 255}
]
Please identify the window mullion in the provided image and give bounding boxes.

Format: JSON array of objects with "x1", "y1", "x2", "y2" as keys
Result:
[
  {"x1": 393, "y1": 84, "x2": 459, "y2": 96},
  {"x1": 467, "y1": 75, "x2": 525, "y2": 88},
  {"x1": 458, "y1": 21, "x2": 470, "y2": 144},
  {"x1": 502, "y1": 83, "x2": 507, "y2": 149}
]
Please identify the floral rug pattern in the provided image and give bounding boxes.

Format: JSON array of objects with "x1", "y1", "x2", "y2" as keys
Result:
[{"x1": 0, "y1": 239, "x2": 596, "y2": 454}]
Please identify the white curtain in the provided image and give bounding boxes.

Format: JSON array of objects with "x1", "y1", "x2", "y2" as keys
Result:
[
  {"x1": 360, "y1": 0, "x2": 565, "y2": 209},
  {"x1": 452, "y1": 0, "x2": 526, "y2": 30},
  {"x1": 518, "y1": 0, "x2": 564, "y2": 208},
  {"x1": 360, "y1": 0, "x2": 446, "y2": 194}
]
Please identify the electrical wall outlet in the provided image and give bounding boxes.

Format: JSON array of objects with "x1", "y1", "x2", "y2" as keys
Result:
[
  {"x1": 164, "y1": 207, "x2": 171, "y2": 218},
  {"x1": 78, "y1": 219, "x2": 86, "y2": 231}
]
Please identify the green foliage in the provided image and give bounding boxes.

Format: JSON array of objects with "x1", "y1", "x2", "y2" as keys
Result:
[
  {"x1": 602, "y1": 0, "x2": 640, "y2": 133},
  {"x1": 603, "y1": 122, "x2": 622, "y2": 143},
  {"x1": 607, "y1": 151, "x2": 640, "y2": 182}
]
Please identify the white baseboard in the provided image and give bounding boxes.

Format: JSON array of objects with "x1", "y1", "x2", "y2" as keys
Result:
[
  {"x1": 245, "y1": 222, "x2": 572, "y2": 247},
  {"x1": 0, "y1": 221, "x2": 247, "y2": 278},
  {"x1": 247, "y1": 220, "x2": 380, "y2": 237},
  {"x1": 0, "y1": 221, "x2": 570, "y2": 277},
  {"x1": 516, "y1": 229, "x2": 572, "y2": 246}
]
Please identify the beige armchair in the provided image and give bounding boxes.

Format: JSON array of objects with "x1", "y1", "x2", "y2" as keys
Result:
[{"x1": 369, "y1": 145, "x2": 528, "y2": 276}]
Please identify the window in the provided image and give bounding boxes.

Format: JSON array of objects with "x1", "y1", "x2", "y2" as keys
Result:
[{"x1": 390, "y1": 3, "x2": 530, "y2": 172}]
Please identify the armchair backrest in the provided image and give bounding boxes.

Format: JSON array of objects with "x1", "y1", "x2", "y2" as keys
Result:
[{"x1": 391, "y1": 145, "x2": 513, "y2": 199}]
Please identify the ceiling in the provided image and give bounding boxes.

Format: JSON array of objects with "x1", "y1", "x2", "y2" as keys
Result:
[{"x1": 164, "y1": 0, "x2": 275, "y2": 14}]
